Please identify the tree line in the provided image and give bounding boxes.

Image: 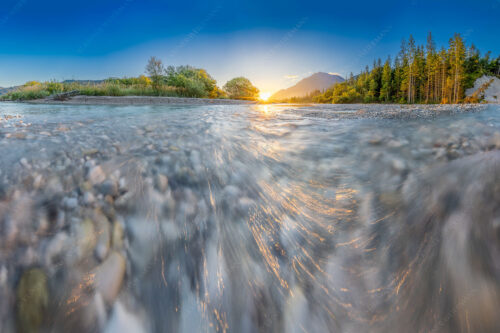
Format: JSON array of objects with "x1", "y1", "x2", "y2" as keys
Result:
[
  {"x1": 2, "y1": 58, "x2": 261, "y2": 101},
  {"x1": 145, "y1": 57, "x2": 259, "y2": 99},
  {"x1": 315, "y1": 33, "x2": 500, "y2": 104}
]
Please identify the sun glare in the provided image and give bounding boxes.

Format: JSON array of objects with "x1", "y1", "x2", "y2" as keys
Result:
[{"x1": 259, "y1": 92, "x2": 272, "y2": 101}]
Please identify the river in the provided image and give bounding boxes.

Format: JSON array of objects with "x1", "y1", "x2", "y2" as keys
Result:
[{"x1": 0, "y1": 102, "x2": 499, "y2": 332}]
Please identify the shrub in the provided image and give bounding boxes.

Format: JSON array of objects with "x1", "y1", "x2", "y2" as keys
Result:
[
  {"x1": 165, "y1": 66, "x2": 218, "y2": 98},
  {"x1": 223, "y1": 77, "x2": 259, "y2": 100}
]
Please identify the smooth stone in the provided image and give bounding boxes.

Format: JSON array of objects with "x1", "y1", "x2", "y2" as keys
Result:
[
  {"x1": 488, "y1": 132, "x2": 500, "y2": 149},
  {"x1": 100, "y1": 180, "x2": 118, "y2": 197},
  {"x1": 105, "y1": 302, "x2": 146, "y2": 333},
  {"x1": 92, "y1": 251, "x2": 126, "y2": 305},
  {"x1": 44, "y1": 232, "x2": 69, "y2": 268},
  {"x1": 94, "y1": 212, "x2": 111, "y2": 262},
  {"x1": 74, "y1": 219, "x2": 96, "y2": 261},
  {"x1": 111, "y1": 220, "x2": 124, "y2": 250},
  {"x1": 0, "y1": 266, "x2": 6, "y2": 287},
  {"x1": 126, "y1": 217, "x2": 160, "y2": 274},
  {"x1": 16, "y1": 268, "x2": 49, "y2": 333},
  {"x1": 19, "y1": 158, "x2": 30, "y2": 168},
  {"x1": 391, "y1": 158, "x2": 407, "y2": 172},
  {"x1": 3, "y1": 217, "x2": 19, "y2": 248},
  {"x1": 94, "y1": 293, "x2": 107, "y2": 331},
  {"x1": 154, "y1": 174, "x2": 168, "y2": 193},
  {"x1": 83, "y1": 192, "x2": 95, "y2": 205},
  {"x1": 88, "y1": 166, "x2": 106, "y2": 185},
  {"x1": 238, "y1": 197, "x2": 256, "y2": 215},
  {"x1": 62, "y1": 197, "x2": 78, "y2": 210}
]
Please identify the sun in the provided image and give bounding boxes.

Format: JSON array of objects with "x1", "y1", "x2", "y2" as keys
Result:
[{"x1": 259, "y1": 92, "x2": 272, "y2": 101}]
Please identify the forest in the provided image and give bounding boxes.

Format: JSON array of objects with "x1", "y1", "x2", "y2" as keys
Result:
[{"x1": 314, "y1": 33, "x2": 500, "y2": 104}]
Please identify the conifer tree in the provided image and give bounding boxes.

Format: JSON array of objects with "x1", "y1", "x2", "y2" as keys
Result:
[
  {"x1": 315, "y1": 32, "x2": 498, "y2": 104},
  {"x1": 380, "y1": 56, "x2": 392, "y2": 102}
]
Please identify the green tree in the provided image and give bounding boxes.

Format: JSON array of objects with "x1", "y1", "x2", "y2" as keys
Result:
[
  {"x1": 380, "y1": 57, "x2": 393, "y2": 102},
  {"x1": 145, "y1": 56, "x2": 164, "y2": 94},
  {"x1": 448, "y1": 34, "x2": 466, "y2": 103},
  {"x1": 223, "y1": 77, "x2": 259, "y2": 100},
  {"x1": 165, "y1": 65, "x2": 218, "y2": 98}
]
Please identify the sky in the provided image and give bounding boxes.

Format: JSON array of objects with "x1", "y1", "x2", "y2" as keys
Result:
[{"x1": 1, "y1": 0, "x2": 499, "y2": 92}]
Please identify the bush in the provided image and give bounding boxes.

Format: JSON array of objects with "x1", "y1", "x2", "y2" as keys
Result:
[
  {"x1": 1, "y1": 69, "x2": 223, "y2": 101},
  {"x1": 46, "y1": 81, "x2": 63, "y2": 95},
  {"x1": 165, "y1": 66, "x2": 217, "y2": 98},
  {"x1": 223, "y1": 77, "x2": 259, "y2": 100}
]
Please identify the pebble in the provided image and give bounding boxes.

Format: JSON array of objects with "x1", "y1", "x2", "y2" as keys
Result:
[
  {"x1": 154, "y1": 174, "x2": 168, "y2": 193},
  {"x1": 387, "y1": 139, "x2": 406, "y2": 148},
  {"x1": 100, "y1": 180, "x2": 118, "y2": 197},
  {"x1": 88, "y1": 165, "x2": 106, "y2": 185},
  {"x1": 83, "y1": 192, "x2": 95, "y2": 205},
  {"x1": 92, "y1": 251, "x2": 126, "y2": 305},
  {"x1": 0, "y1": 103, "x2": 498, "y2": 332},
  {"x1": 74, "y1": 218, "x2": 96, "y2": 261},
  {"x1": 0, "y1": 266, "x2": 7, "y2": 286},
  {"x1": 111, "y1": 219, "x2": 124, "y2": 249},
  {"x1": 94, "y1": 211, "x2": 111, "y2": 262},
  {"x1": 238, "y1": 197, "x2": 256, "y2": 215},
  {"x1": 62, "y1": 197, "x2": 78, "y2": 210},
  {"x1": 105, "y1": 302, "x2": 146, "y2": 333},
  {"x1": 16, "y1": 268, "x2": 49, "y2": 333},
  {"x1": 488, "y1": 132, "x2": 500, "y2": 149},
  {"x1": 19, "y1": 158, "x2": 30, "y2": 168},
  {"x1": 391, "y1": 158, "x2": 407, "y2": 172},
  {"x1": 44, "y1": 232, "x2": 69, "y2": 267}
]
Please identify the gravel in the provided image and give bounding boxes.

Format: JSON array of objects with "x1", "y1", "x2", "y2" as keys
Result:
[{"x1": 0, "y1": 102, "x2": 499, "y2": 332}]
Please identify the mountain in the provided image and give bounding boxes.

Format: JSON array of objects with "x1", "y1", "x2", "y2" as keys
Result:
[
  {"x1": 0, "y1": 86, "x2": 20, "y2": 96},
  {"x1": 271, "y1": 72, "x2": 344, "y2": 101},
  {"x1": 62, "y1": 79, "x2": 105, "y2": 84}
]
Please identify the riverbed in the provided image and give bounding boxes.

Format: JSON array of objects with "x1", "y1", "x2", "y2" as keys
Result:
[{"x1": 0, "y1": 103, "x2": 499, "y2": 332}]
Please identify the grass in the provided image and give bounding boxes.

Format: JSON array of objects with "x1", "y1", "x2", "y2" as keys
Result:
[{"x1": 1, "y1": 81, "x2": 186, "y2": 101}]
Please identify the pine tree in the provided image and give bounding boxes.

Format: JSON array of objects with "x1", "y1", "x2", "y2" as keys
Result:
[
  {"x1": 380, "y1": 56, "x2": 392, "y2": 102},
  {"x1": 448, "y1": 34, "x2": 466, "y2": 103},
  {"x1": 314, "y1": 31, "x2": 497, "y2": 105},
  {"x1": 407, "y1": 35, "x2": 417, "y2": 103},
  {"x1": 425, "y1": 32, "x2": 436, "y2": 103}
]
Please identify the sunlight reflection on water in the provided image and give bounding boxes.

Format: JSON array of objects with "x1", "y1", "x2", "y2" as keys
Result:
[{"x1": 0, "y1": 103, "x2": 499, "y2": 332}]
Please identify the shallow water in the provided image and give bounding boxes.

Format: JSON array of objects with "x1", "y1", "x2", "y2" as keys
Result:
[{"x1": 0, "y1": 103, "x2": 499, "y2": 332}]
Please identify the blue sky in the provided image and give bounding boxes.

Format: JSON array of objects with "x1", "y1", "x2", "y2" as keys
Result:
[{"x1": 1, "y1": 0, "x2": 499, "y2": 92}]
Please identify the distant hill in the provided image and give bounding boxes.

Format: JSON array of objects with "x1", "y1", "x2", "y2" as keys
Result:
[
  {"x1": 62, "y1": 79, "x2": 105, "y2": 84},
  {"x1": 0, "y1": 86, "x2": 20, "y2": 96},
  {"x1": 271, "y1": 72, "x2": 344, "y2": 101}
]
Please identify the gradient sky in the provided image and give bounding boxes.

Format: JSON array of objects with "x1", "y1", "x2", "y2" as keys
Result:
[{"x1": 1, "y1": 0, "x2": 499, "y2": 92}]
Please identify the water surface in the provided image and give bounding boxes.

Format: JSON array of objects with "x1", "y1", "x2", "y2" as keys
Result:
[{"x1": 1, "y1": 103, "x2": 499, "y2": 332}]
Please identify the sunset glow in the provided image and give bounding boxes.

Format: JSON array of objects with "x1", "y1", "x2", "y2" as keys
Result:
[{"x1": 259, "y1": 92, "x2": 272, "y2": 101}]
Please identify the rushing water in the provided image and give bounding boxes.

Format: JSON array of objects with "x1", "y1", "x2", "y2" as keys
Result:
[{"x1": 0, "y1": 102, "x2": 499, "y2": 333}]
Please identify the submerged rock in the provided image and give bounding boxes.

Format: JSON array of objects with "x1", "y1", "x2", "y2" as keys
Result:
[
  {"x1": 359, "y1": 151, "x2": 500, "y2": 333},
  {"x1": 105, "y1": 302, "x2": 146, "y2": 333},
  {"x1": 88, "y1": 165, "x2": 106, "y2": 185},
  {"x1": 73, "y1": 218, "x2": 97, "y2": 261},
  {"x1": 92, "y1": 251, "x2": 126, "y2": 305},
  {"x1": 16, "y1": 268, "x2": 49, "y2": 333},
  {"x1": 94, "y1": 211, "x2": 111, "y2": 262}
]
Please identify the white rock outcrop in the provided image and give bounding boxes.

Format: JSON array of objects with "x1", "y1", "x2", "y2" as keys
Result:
[{"x1": 466, "y1": 76, "x2": 500, "y2": 103}]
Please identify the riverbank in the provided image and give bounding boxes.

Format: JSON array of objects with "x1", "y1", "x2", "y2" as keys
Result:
[
  {"x1": 16, "y1": 95, "x2": 257, "y2": 105},
  {"x1": 282, "y1": 103, "x2": 489, "y2": 120},
  {"x1": 2, "y1": 97, "x2": 491, "y2": 116}
]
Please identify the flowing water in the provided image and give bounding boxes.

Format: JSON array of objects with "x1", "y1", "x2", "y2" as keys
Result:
[{"x1": 0, "y1": 102, "x2": 499, "y2": 333}]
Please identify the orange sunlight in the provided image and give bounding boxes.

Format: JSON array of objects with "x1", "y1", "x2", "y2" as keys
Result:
[{"x1": 259, "y1": 92, "x2": 272, "y2": 101}]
